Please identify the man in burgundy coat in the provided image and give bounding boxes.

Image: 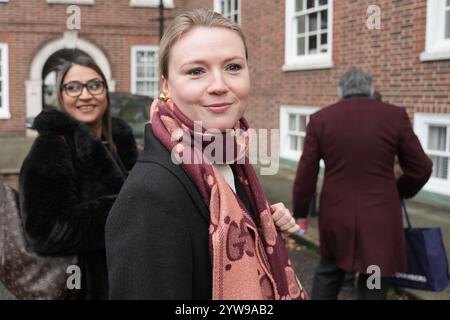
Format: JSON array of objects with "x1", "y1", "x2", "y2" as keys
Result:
[{"x1": 292, "y1": 68, "x2": 433, "y2": 300}]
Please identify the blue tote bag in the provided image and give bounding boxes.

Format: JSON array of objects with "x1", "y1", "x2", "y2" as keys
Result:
[{"x1": 390, "y1": 201, "x2": 450, "y2": 291}]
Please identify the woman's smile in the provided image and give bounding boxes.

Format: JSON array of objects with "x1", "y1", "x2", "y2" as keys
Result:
[
  {"x1": 76, "y1": 104, "x2": 98, "y2": 113},
  {"x1": 203, "y1": 102, "x2": 233, "y2": 113}
]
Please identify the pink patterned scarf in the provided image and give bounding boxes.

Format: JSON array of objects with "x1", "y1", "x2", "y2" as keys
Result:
[{"x1": 151, "y1": 99, "x2": 307, "y2": 300}]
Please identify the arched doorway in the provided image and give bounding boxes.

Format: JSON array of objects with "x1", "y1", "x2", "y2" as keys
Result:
[{"x1": 26, "y1": 30, "x2": 115, "y2": 134}]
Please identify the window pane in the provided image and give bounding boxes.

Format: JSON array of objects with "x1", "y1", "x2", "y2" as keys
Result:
[
  {"x1": 137, "y1": 51, "x2": 148, "y2": 63},
  {"x1": 428, "y1": 126, "x2": 447, "y2": 151},
  {"x1": 149, "y1": 83, "x2": 156, "y2": 95},
  {"x1": 137, "y1": 66, "x2": 145, "y2": 78},
  {"x1": 309, "y1": 35, "x2": 317, "y2": 53},
  {"x1": 149, "y1": 65, "x2": 156, "y2": 78},
  {"x1": 299, "y1": 137, "x2": 305, "y2": 150},
  {"x1": 135, "y1": 49, "x2": 159, "y2": 97},
  {"x1": 319, "y1": 0, "x2": 327, "y2": 5},
  {"x1": 297, "y1": 37, "x2": 305, "y2": 55},
  {"x1": 295, "y1": 0, "x2": 303, "y2": 11},
  {"x1": 290, "y1": 136, "x2": 298, "y2": 151},
  {"x1": 307, "y1": 0, "x2": 314, "y2": 9},
  {"x1": 299, "y1": 115, "x2": 307, "y2": 132},
  {"x1": 136, "y1": 51, "x2": 143, "y2": 62},
  {"x1": 447, "y1": 0, "x2": 450, "y2": 6},
  {"x1": 430, "y1": 155, "x2": 449, "y2": 179},
  {"x1": 321, "y1": 10, "x2": 328, "y2": 29},
  {"x1": 446, "y1": 10, "x2": 450, "y2": 39},
  {"x1": 136, "y1": 82, "x2": 144, "y2": 94},
  {"x1": 309, "y1": 12, "x2": 318, "y2": 31},
  {"x1": 219, "y1": 0, "x2": 239, "y2": 23},
  {"x1": 289, "y1": 114, "x2": 297, "y2": 131},
  {"x1": 321, "y1": 33, "x2": 328, "y2": 46},
  {"x1": 297, "y1": 15, "x2": 305, "y2": 34}
]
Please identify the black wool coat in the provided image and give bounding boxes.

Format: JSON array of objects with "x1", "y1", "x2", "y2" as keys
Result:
[
  {"x1": 19, "y1": 108, "x2": 138, "y2": 299},
  {"x1": 105, "y1": 124, "x2": 213, "y2": 300}
]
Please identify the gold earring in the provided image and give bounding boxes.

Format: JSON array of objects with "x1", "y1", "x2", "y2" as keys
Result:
[{"x1": 159, "y1": 92, "x2": 169, "y2": 102}]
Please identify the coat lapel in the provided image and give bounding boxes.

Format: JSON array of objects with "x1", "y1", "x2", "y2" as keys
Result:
[
  {"x1": 138, "y1": 124, "x2": 210, "y2": 224},
  {"x1": 74, "y1": 123, "x2": 126, "y2": 192},
  {"x1": 33, "y1": 108, "x2": 129, "y2": 195}
]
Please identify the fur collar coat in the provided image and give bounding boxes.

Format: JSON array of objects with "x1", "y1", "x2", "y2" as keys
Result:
[{"x1": 19, "y1": 108, "x2": 138, "y2": 299}]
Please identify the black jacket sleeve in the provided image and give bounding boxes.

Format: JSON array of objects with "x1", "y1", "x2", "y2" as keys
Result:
[
  {"x1": 106, "y1": 163, "x2": 196, "y2": 300},
  {"x1": 19, "y1": 135, "x2": 115, "y2": 256},
  {"x1": 396, "y1": 109, "x2": 433, "y2": 198}
]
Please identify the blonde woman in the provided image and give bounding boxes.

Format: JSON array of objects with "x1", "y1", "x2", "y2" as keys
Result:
[{"x1": 106, "y1": 9, "x2": 306, "y2": 300}]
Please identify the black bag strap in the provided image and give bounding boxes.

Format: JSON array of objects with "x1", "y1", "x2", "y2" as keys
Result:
[{"x1": 401, "y1": 200, "x2": 413, "y2": 229}]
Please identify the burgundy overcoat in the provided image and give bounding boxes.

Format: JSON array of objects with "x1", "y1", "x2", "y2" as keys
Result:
[{"x1": 293, "y1": 98, "x2": 433, "y2": 276}]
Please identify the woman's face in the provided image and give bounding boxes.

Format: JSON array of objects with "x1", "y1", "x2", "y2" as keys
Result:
[
  {"x1": 163, "y1": 26, "x2": 250, "y2": 131},
  {"x1": 61, "y1": 64, "x2": 108, "y2": 128}
]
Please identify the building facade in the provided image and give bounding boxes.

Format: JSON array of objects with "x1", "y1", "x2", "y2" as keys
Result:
[{"x1": 0, "y1": 0, "x2": 449, "y2": 201}]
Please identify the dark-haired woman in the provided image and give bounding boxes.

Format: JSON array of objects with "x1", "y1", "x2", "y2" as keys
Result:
[{"x1": 19, "y1": 55, "x2": 138, "y2": 299}]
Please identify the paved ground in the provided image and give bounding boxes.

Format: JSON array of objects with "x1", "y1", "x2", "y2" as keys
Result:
[
  {"x1": 0, "y1": 136, "x2": 35, "y2": 175},
  {"x1": 286, "y1": 238, "x2": 358, "y2": 300},
  {"x1": 0, "y1": 283, "x2": 14, "y2": 300},
  {"x1": 1, "y1": 163, "x2": 449, "y2": 300},
  {"x1": 285, "y1": 237, "x2": 415, "y2": 300},
  {"x1": 0, "y1": 178, "x2": 17, "y2": 299},
  {"x1": 258, "y1": 164, "x2": 450, "y2": 300}
]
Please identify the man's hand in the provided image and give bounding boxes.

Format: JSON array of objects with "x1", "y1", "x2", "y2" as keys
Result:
[{"x1": 270, "y1": 203, "x2": 300, "y2": 235}]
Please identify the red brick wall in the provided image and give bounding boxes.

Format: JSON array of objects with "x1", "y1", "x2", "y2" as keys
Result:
[
  {"x1": 243, "y1": 0, "x2": 450, "y2": 130},
  {"x1": 0, "y1": 0, "x2": 190, "y2": 136},
  {"x1": 182, "y1": 0, "x2": 212, "y2": 9},
  {"x1": 1, "y1": 0, "x2": 449, "y2": 135}
]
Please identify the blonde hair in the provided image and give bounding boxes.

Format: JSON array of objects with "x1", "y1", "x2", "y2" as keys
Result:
[{"x1": 159, "y1": 8, "x2": 248, "y2": 79}]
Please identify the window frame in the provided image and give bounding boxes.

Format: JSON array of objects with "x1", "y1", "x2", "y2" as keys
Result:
[
  {"x1": 131, "y1": 45, "x2": 160, "y2": 98},
  {"x1": 47, "y1": 0, "x2": 95, "y2": 5},
  {"x1": 280, "y1": 106, "x2": 320, "y2": 161},
  {"x1": 420, "y1": 0, "x2": 450, "y2": 62},
  {"x1": 129, "y1": 0, "x2": 174, "y2": 8},
  {"x1": 284, "y1": 0, "x2": 334, "y2": 71},
  {"x1": 414, "y1": 113, "x2": 450, "y2": 196},
  {"x1": 214, "y1": 0, "x2": 241, "y2": 24},
  {"x1": 0, "y1": 43, "x2": 10, "y2": 120}
]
